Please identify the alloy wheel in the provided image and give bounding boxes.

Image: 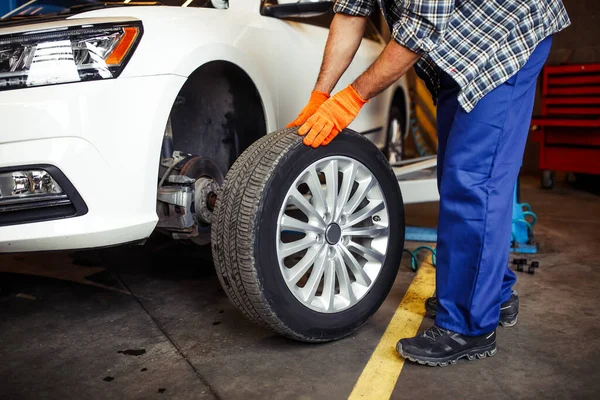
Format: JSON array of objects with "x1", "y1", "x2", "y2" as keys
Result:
[{"x1": 276, "y1": 156, "x2": 390, "y2": 313}]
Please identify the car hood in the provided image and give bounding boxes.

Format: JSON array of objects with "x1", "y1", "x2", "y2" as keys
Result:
[
  {"x1": 0, "y1": 16, "x2": 139, "y2": 36},
  {"x1": 0, "y1": 6, "x2": 218, "y2": 35},
  {"x1": 0, "y1": 5, "x2": 256, "y2": 80}
]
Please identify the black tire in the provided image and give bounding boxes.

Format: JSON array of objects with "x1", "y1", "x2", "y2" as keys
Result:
[
  {"x1": 211, "y1": 128, "x2": 405, "y2": 342},
  {"x1": 541, "y1": 170, "x2": 555, "y2": 190}
]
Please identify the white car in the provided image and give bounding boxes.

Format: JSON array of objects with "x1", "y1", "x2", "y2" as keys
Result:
[{"x1": 0, "y1": 0, "x2": 409, "y2": 341}]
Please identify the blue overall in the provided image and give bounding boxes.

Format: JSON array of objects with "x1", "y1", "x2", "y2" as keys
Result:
[{"x1": 434, "y1": 36, "x2": 553, "y2": 336}]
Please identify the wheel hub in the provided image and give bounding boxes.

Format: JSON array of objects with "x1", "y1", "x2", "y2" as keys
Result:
[
  {"x1": 194, "y1": 177, "x2": 219, "y2": 225},
  {"x1": 325, "y1": 223, "x2": 342, "y2": 245},
  {"x1": 156, "y1": 155, "x2": 223, "y2": 244}
]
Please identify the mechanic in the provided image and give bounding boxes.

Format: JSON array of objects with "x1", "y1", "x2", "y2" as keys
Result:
[{"x1": 288, "y1": 0, "x2": 570, "y2": 366}]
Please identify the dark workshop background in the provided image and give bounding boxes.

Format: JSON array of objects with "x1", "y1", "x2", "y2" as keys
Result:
[{"x1": 524, "y1": 0, "x2": 600, "y2": 174}]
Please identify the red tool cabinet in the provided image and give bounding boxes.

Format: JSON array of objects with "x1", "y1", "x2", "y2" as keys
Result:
[{"x1": 530, "y1": 63, "x2": 600, "y2": 188}]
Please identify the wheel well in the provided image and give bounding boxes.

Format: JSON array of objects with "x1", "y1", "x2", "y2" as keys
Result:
[{"x1": 168, "y1": 61, "x2": 267, "y2": 176}]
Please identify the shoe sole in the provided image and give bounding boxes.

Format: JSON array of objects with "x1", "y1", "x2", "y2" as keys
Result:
[
  {"x1": 426, "y1": 311, "x2": 519, "y2": 328},
  {"x1": 396, "y1": 342, "x2": 497, "y2": 367},
  {"x1": 499, "y1": 315, "x2": 518, "y2": 327}
]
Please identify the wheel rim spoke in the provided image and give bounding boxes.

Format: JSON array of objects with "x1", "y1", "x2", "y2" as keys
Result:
[
  {"x1": 279, "y1": 236, "x2": 316, "y2": 259},
  {"x1": 343, "y1": 225, "x2": 389, "y2": 238},
  {"x1": 288, "y1": 188, "x2": 325, "y2": 227},
  {"x1": 305, "y1": 166, "x2": 327, "y2": 214},
  {"x1": 391, "y1": 119, "x2": 400, "y2": 143},
  {"x1": 345, "y1": 200, "x2": 385, "y2": 227},
  {"x1": 388, "y1": 118, "x2": 403, "y2": 163},
  {"x1": 335, "y1": 162, "x2": 357, "y2": 221},
  {"x1": 347, "y1": 241, "x2": 386, "y2": 264},
  {"x1": 334, "y1": 247, "x2": 355, "y2": 304},
  {"x1": 323, "y1": 159, "x2": 338, "y2": 220},
  {"x1": 277, "y1": 156, "x2": 389, "y2": 313},
  {"x1": 303, "y1": 249, "x2": 327, "y2": 303},
  {"x1": 284, "y1": 245, "x2": 323, "y2": 286},
  {"x1": 339, "y1": 245, "x2": 372, "y2": 287},
  {"x1": 280, "y1": 215, "x2": 323, "y2": 235},
  {"x1": 343, "y1": 175, "x2": 376, "y2": 216},
  {"x1": 321, "y1": 257, "x2": 336, "y2": 311}
]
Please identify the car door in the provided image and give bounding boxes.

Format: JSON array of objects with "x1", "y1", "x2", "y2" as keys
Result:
[{"x1": 255, "y1": 1, "x2": 389, "y2": 136}]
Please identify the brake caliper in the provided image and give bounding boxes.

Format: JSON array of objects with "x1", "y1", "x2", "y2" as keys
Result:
[{"x1": 156, "y1": 153, "x2": 221, "y2": 239}]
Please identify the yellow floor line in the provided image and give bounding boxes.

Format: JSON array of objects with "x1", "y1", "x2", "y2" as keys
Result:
[{"x1": 348, "y1": 255, "x2": 436, "y2": 400}]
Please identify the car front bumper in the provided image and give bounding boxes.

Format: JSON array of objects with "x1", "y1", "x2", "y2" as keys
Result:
[{"x1": 0, "y1": 74, "x2": 186, "y2": 252}]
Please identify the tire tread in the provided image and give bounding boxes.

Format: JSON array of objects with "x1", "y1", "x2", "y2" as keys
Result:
[{"x1": 212, "y1": 128, "x2": 303, "y2": 339}]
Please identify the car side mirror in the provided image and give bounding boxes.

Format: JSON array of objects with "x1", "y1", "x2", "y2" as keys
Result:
[{"x1": 261, "y1": 1, "x2": 333, "y2": 19}]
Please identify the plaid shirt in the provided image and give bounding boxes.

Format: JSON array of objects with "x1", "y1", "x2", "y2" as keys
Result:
[{"x1": 334, "y1": 0, "x2": 571, "y2": 112}]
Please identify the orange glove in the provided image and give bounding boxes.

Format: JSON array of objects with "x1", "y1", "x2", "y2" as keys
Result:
[
  {"x1": 286, "y1": 90, "x2": 330, "y2": 128},
  {"x1": 298, "y1": 84, "x2": 368, "y2": 148}
]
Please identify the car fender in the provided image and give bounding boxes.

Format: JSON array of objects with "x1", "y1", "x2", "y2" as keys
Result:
[{"x1": 70, "y1": 8, "x2": 278, "y2": 132}]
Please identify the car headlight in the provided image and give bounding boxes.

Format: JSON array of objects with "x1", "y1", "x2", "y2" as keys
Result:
[{"x1": 0, "y1": 22, "x2": 142, "y2": 91}]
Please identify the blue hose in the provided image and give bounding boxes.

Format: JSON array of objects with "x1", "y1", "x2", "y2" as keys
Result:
[
  {"x1": 403, "y1": 249, "x2": 419, "y2": 272},
  {"x1": 404, "y1": 246, "x2": 437, "y2": 271}
]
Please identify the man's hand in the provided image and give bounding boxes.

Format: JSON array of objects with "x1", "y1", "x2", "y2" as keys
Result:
[
  {"x1": 286, "y1": 14, "x2": 366, "y2": 129},
  {"x1": 298, "y1": 85, "x2": 367, "y2": 148},
  {"x1": 286, "y1": 90, "x2": 329, "y2": 128},
  {"x1": 288, "y1": 11, "x2": 420, "y2": 148}
]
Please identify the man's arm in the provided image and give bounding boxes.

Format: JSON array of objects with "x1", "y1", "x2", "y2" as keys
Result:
[
  {"x1": 329, "y1": 0, "x2": 453, "y2": 99},
  {"x1": 352, "y1": 40, "x2": 421, "y2": 100},
  {"x1": 299, "y1": 40, "x2": 419, "y2": 147},
  {"x1": 286, "y1": 12, "x2": 368, "y2": 128},
  {"x1": 299, "y1": 39, "x2": 420, "y2": 147},
  {"x1": 314, "y1": 13, "x2": 368, "y2": 94},
  {"x1": 299, "y1": 1, "x2": 455, "y2": 147}
]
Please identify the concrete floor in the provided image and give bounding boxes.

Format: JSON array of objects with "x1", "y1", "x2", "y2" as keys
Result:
[{"x1": 0, "y1": 176, "x2": 599, "y2": 400}]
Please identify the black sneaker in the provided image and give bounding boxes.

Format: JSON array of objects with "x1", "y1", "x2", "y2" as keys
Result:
[
  {"x1": 396, "y1": 326, "x2": 497, "y2": 367},
  {"x1": 425, "y1": 291, "x2": 519, "y2": 327}
]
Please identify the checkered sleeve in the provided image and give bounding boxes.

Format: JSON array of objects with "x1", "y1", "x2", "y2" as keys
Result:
[
  {"x1": 333, "y1": 0, "x2": 376, "y2": 17},
  {"x1": 391, "y1": 0, "x2": 455, "y2": 54}
]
